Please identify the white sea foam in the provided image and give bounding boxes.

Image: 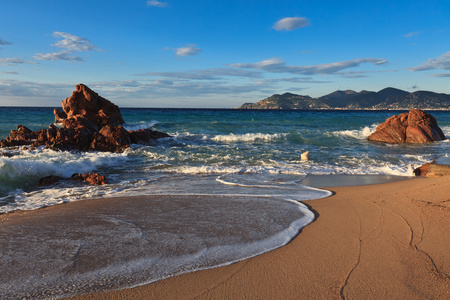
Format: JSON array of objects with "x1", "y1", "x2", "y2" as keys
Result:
[
  {"x1": 211, "y1": 133, "x2": 287, "y2": 143},
  {"x1": 0, "y1": 148, "x2": 128, "y2": 180},
  {"x1": 332, "y1": 124, "x2": 378, "y2": 139},
  {"x1": 0, "y1": 191, "x2": 320, "y2": 299},
  {"x1": 123, "y1": 120, "x2": 159, "y2": 131}
]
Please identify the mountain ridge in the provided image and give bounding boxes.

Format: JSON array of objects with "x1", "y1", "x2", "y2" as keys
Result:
[{"x1": 237, "y1": 88, "x2": 450, "y2": 110}]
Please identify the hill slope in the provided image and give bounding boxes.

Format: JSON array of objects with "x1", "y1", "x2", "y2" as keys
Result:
[{"x1": 237, "y1": 88, "x2": 450, "y2": 110}]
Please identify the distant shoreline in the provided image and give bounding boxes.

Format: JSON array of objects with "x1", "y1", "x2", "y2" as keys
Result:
[{"x1": 0, "y1": 106, "x2": 449, "y2": 111}]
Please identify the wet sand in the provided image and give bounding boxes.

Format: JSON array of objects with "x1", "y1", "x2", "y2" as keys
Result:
[{"x1": 68, "y1": 175, "x2": 450, "y2": 299}]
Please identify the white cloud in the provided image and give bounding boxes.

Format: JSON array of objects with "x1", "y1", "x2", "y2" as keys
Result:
[
  {"x1": 229, "y1": 57, "x2": 388, "y2": 75},
  {"x1": 33, "y1": 32, "x2": 102, "y2": 62},
  {"x1": 52, "y1": 32, "x2": 102, "y2": 52},
  {"x1": 403, "y1": 31, "x2": 423, "y2": 38},
  {"x1": 0, "y1": 57, "x2": 36, "y2": 66},
  {"x1": 409, "y1": 51, "x2": 450, "y2": 71},
  {"x1": 0, "y1": 37, "x2": 11, "y2": 45},
  {"x1": 273, "y1": 17, "x2": 311, "y2": 31},
  {"x1": 175, "y1": 44, "x2": 202, "y2": 56},
  {"x1": 147, "y1": 0, "x2": 168, "y2": 7},
  {"x1": 34, "y1": 50, "x2": 83, "y2": 62},
  {"x1": 138, "y1": 68, "x2": 263, "y2": 80}
]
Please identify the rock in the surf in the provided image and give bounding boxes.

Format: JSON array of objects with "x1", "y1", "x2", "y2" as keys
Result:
[
  {"x1": 0, "y1": 84, "x2": 170, "y2": 152},
  {"x1": 38, "y1": 175, "x2": 64, "y2": 187},
  {"x1": 60, "y1": 83, "x2": 124, "y2": 128},
  {"x1": 368, "y1": 109, "x2": 446, "y2": 144},
  {"x1": 71, "y1": 172, "x2": 107, "y2": 185}
]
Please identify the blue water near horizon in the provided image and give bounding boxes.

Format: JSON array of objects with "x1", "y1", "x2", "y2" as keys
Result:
[{"x1": 0, "y1": 107, "x2": 449, "y2": 298}]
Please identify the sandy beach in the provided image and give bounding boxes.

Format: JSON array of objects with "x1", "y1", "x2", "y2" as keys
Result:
[
  {"x1": 60, "y1": 175, "x2": 448, "y2": 299},
  {"x1": 1, "y1": 176, "x2": 448, "y2": 299}
]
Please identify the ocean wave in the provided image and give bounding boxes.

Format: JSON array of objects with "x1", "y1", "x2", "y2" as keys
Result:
[
  {"x1": 211, "y1": 133, "x2": 287, "y2": 143},
  {"x1": 0, "y1": 148, "x2": 129, "y2": 198},
  {"x1": 331, "y1": 124, "x2": 378, "y2": 139},
  {"x1": 123, "y1": 120, "x2": 159, "y2": 131}
]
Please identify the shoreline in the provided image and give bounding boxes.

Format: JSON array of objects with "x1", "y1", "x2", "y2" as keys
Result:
[
  {"x1": 1, "y1": 175, "x2": 448, "y2": 299},
  {"x1": 68, "y1": 175, "x2": 449, "y2": 299}
]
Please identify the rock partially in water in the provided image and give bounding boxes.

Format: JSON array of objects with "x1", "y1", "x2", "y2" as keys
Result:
[
  {"x1": 71, "y1": 172, "x2": 107, "y2": 185},
  {"x1": 368, "y1": 109, "x2": 446, "y2": 144},
  {"x1": 0, "y1": 84, "x2": 170, "y2": 152},
  {"x1": 38, "y1": 175, "x2": 64, "y2": 187}
]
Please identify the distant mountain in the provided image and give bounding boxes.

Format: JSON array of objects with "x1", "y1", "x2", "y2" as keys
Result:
[
  {"x1": 238, "y1": 92, "x2": 329, "y2": 109},
  {"x1": 236, "y1": 88, "x2": 450, "y2": 110}
]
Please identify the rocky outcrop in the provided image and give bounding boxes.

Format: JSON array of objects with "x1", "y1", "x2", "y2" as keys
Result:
[
  {"x1": 71, "y1": 172, "x2": 107, "y2": 185},
  {"x1": 38, "y1": 172, "x2": 108, "y2": 186},
  {"x1": 413, "y1": 162, "x2": 450, "y2": 177},
  {"x1": 368, "y1": 109, "x2": 446, "y2": 144},
  {"x1": 0, "y1": 84, "x2": 170, "y2": 152},
  {"x1": 61, "y1": 84, "x2": 124, "y2": 128}
]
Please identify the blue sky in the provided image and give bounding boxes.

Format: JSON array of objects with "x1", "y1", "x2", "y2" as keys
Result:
[{"x1": 0, "y1": 0, "x2": 449, "y2": 108}]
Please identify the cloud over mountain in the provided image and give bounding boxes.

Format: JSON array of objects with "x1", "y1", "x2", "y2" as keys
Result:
[
  {"x1": 410, "y1": 51, "x2": 450, "y2": 71},
  {"x1": 229, "y1": 57, "x2": 388, "y2": 75}
]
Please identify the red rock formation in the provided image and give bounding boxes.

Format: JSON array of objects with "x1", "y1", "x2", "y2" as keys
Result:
[
  {"x1": 71, "y1": 172, "x2": 107, "y2": 185},
  {"x1": 38, "y1": 175, "x2": 64, "y2": 187},
  {"x1": 60, "y1": 84, "x2": 124, "y2": 128},
  {"x1": 90, "y1": 125, "x2": 131, "y2": 152},
  {"x1": 413, "y1": 163, "x2": 431, "y2": 177},
  {"x1": 0, "y1": 84, "x2": 170, "y2": 152},
  {"x1": 368, "y1": 109, "x2": 446, "y2": 144},
  {"x1": 129, "y1": 128, "x2": 171, "y2": 145}
]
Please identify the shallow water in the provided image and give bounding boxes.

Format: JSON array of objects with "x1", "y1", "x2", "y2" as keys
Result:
[{"x1": 1, "y1": 108, "x2": 448, "y2": 212}]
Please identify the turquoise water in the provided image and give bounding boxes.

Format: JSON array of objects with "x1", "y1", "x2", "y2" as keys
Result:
[
  {"x1": 1, "y1": 108, "x2": 449, "y2": 210},
  {"x1": 0, "y1": 107, "x2": 449, "y2": 298}
]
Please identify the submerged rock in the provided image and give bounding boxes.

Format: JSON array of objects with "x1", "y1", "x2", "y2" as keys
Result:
[
  {"x1": 0, "y1": 84, "x2": 170, "y2": 152},
  {"x1": 368, "y1": 109, "x2": 446, "y2": 144},
  {"x1": 38, "y1": 175, "x2": 64, "y2": 187},
  {"x1": 71, "y1": 172, "x2": 107, "y2": 185}
]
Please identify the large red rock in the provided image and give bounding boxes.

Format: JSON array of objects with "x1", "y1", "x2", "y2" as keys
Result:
[
  {"x1": 60, "y1": 84, "x2": 125, "y2": 128},
  {"x1": 368, "y1": 109, "x2": 446, "y2": 144},
  {"x1": 0, "y1": 84, "x2": 170, "y2": 152},
  {"x1": 89, "y1": 125, "x2": 131, "y2": 152}
]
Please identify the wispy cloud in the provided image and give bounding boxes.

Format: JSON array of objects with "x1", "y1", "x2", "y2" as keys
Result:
[
  {"x1": 0, "y1": 57, "x2": 36, "y2": 66},
  {"x1": 51, "y1": 32, "x2": 102, "y2": 52},
  {"x1": 34, "y1": 32, "x2": 102, "y2": 62},
  {"x1": 273, "y1": 17, "x2": 311, "y2": 31},
  {"x1": 0, "y1": 37, "x2": 11, "y2": 45},
  {"x1": 0, "y1": 79, "x2": 72, "y2": 97},
  {"x1": 175, "y1": 44, "x2": 202, "y2": 56},
  {"x1": 229, "y1": 57, "x2": 388, "y2": 75},
  {"x1": 431, "y1": 73, "x2": 450, "y2": 77},
  {"x1": 138, "y1": 68, "x2": 263, "y2": 80},
  {"x1": 147, "y1": 0, "x2": 168, "y2": 8},
  {"x1": 34, "y1": 50, "x2": 83, "y2": 61},
  {"x1": 403, "y1": 31, "x2": 423, "y2": 38},
  {"x1": 410, "y1": 51, "x2": 450, "y2": 71}
]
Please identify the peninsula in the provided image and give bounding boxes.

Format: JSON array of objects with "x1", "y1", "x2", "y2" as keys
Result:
[{"x1": 237, "y1": 88, "x2": 450, "y2": 110}]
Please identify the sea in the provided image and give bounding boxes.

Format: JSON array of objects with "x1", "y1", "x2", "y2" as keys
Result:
[{"x1": 0, "y1": 107, "x2": 449, "y2": 298}]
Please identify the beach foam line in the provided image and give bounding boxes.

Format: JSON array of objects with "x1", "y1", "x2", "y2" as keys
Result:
[
  {"x1": 72, "y1": 176, "x2": 450, "y2": 300},
  {"x1": 0, "y1": 193, "x2": 319, "y2": 299}
]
